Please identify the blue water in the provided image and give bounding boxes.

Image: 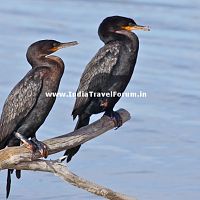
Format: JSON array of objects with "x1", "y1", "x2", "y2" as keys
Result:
[{"x1": 0, "y1": 0, "x2": 200, "y2": 199}]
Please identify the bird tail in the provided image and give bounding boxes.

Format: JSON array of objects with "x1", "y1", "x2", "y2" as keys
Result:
[
  {"x1": 64, "y1": 114, "x2": 90, "y2": 162},
  {"x1": 15, "y1": 170, "x2": 21, "y2": 179},
  {"x1": 6, "y1": 169, "x2": 12, "y2": 198},
  {"x1": 6, "y1": 169, "x2": 21, "y2": 198}
]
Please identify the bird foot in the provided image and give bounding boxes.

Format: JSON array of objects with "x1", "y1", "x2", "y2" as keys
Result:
[
  {"x1": 15, "y1": 132, "x2": 36, "y2": 152},
  {"x1": 64, "y1": 145, "x2": 81, "y2": 163},
  {"x1": 100, "y1": 98, "x2": 109, "y2": 110},
  {"x1": 104, "y1": 111, "x2": 123, "y2": 129},
  {"x1": 31, "y1": 137, "x2": 48, "y2": 158},
  {"x1": 14, "y1": 132, "x2": 48, "y2": 158}
]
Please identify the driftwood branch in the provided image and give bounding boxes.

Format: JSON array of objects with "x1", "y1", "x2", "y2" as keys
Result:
[
  {"x1": 0, "y1": 109, "x2": 137, "y2": 200},
  {"x1": 15, "y1": 160, "x2": 136, "y2": 200}
]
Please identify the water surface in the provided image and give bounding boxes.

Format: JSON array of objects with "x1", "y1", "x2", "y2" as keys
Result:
[{"x1": 0, "y1": 0, "x2": 199, "y2": 199}]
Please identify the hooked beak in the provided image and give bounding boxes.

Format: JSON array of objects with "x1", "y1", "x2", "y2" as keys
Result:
[
  {"x1": 122, "y1": 25, "x2": 150, "y2": 31},
  {"x1": 51, "y1": 41, "x2": 78, "y2": 51}
]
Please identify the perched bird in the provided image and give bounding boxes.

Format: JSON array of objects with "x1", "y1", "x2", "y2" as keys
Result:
[
  {"x1": 64, "y1": 16, "x2": 149, "y2": 162},
  {"x1": 0, "y1": 39, "x2": 78, "y2": 198}
]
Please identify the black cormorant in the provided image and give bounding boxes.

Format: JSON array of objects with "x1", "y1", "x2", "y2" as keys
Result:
[
  {"x1": 0, "y1": 39, "x2": 78, "y2": 198},
  {"x1": 64, "y1": 16, "x2": 149, "y2": 162}
]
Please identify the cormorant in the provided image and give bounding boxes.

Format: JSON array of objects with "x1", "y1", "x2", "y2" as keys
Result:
[
  {"x1": 0, "y1": 39, "x2": 78, "y2": 198},
  {"x1": 64, "y1": 16, "x2": 149, "y2": 162}
]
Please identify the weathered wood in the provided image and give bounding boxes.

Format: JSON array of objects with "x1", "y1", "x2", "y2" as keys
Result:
[
  {"x1": 0, "y1": 109, "x2": 136, "y2": 200},
  {"x1": 14, "y1": 160, "x2": 137, "y2": 200},
  {"x1": 0, "y1": 109, "x2": 130, "y2": 169}
]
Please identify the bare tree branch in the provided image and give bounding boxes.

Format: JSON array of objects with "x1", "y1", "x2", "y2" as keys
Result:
[
  {"x1": 0, "y1": 109, "x2": 130, "y2": 169},
  {"x1": 0, "y1": 109, "x2": 137, "y2": 200},
  {"x1": 14, "y1": 160, "x2": 137, "y2": 200}
]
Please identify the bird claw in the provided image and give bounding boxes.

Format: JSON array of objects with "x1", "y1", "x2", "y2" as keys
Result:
[
  {"x1": 104, "y1": 111, "x2": 123, "y2": 129},
  {"x1": 15, "y1": 132, "x2": 48, "y2": 158},
  {"x1": 23, "y1": 142, "x2": 38, "y2": 160},
  {"x1": 15, "y1": 132, "x2": 36, "y2": 152},
  {"x1": 112, "y1": 112, "x2": 123, "y2": 129},
  {"x1": 31, "y1": 138, "x2": 48, "y2": 158},
  {"x1": 24, "y1": 141, "x2": 36, "y2": 152},
  {"x1": 38, "y1": 143, "x2": 48, "y2": 158}
]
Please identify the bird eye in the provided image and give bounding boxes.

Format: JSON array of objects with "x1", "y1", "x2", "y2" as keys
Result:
[{"x1": 53, "y1": 42, "x2": 57, "y2": 47}]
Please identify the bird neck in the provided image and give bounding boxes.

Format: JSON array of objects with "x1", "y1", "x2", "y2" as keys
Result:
[
  {"x1": 99, "y1": 32, "x2": 120, "y2": 44},
  {"x1": 116, "y1": 31, "x2": 139, "y2": 49},
  {"x1": 27, "y1": 54, "x2": 64, "y2": 70},
  {"x1": 99, "y1": 31, "x2": 136, "y2": 44}
]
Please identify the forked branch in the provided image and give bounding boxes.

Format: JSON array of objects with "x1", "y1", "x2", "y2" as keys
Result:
[{"x1": 0, "y1": 109, "x2": 137, "y2": 200}]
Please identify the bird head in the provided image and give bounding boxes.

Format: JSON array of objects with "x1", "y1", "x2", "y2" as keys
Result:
[
  {"x1": 98, "y1": 16, "x2": 150, "y2": 43},
  {"x1": 26, "y1": 40, "x2": 78, "y2": 66},
  {"x1": 27, "y1": 40, "x2": 78, "y2": 57}
]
